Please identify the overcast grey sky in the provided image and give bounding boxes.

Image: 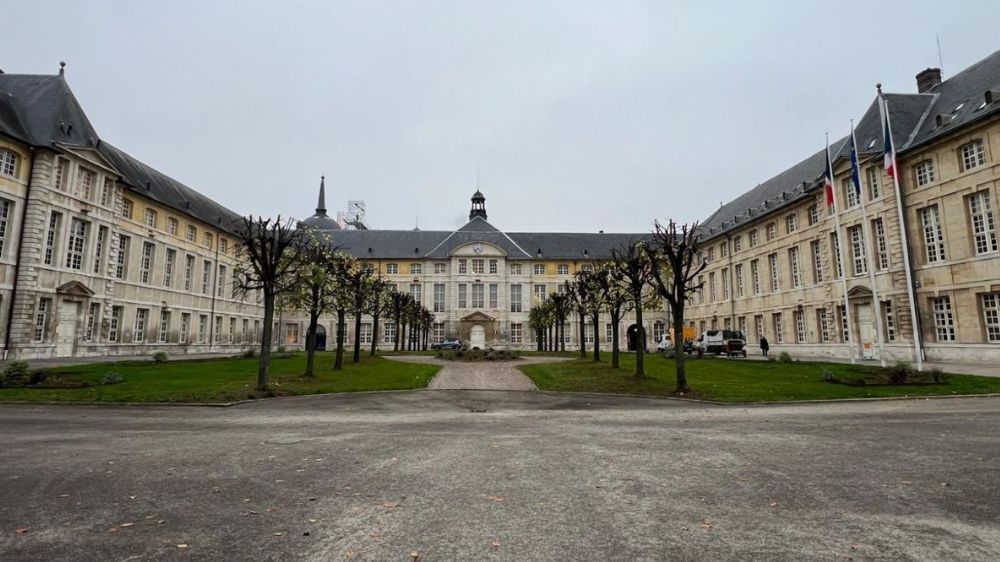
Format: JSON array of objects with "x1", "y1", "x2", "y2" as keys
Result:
[{"x1": 3, "y1": 1, "x2": 998, "y2": 232}]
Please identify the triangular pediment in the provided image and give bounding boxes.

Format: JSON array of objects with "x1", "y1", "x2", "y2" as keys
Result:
[
  {"x1": 55, "y1": 280, "x2": 94, "y2": 297},
  {"x1": 56, "y1": 144, "x2": 120, "y2": 176},
  {"x1": 460, "y1": 311, "x2": 495, "y2": 322},
  {"x1": 847, "y1": 285, "x2": 873, "y2": 298}
]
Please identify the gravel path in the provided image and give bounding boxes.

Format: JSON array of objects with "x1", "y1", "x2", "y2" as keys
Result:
[{"x1": 388, "y1": 355, "x2": 569, "y2": 390}]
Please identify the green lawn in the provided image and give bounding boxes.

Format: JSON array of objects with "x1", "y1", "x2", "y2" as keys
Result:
[
  {"x1": 0, "y1": 353, "x2": 439, "y2": 404},
  {"x1": 519, "y1": 354, "x2": 1000, "y2": 403}
]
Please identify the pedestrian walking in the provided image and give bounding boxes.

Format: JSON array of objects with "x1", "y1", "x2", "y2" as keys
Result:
[{"x1": 759, "y1": 336, "x2": 770, "y2": 358}]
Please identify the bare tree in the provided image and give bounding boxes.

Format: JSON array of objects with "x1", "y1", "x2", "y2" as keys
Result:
[
  {"x1": 389, "y1": 291, "x2": 409, "y2": 352},
  {"x1": 573, "y1": 269, "x2": 606, "y2": 362},
  {"x1": 286, "y1": 234, "x2": 337, "y2": 377},
  {"x1": 594, "y1": 262, "x2": 633, "y2": 369},
  {"x1": 367, "y1": 278, "x2": 392, "y2": 356},
  {"x1": 328, "y1": 253, "x2": 357, "y2": 370},
  {"x1": 340, "y1": 262, "x2": 375, "y2": 363},
  {"x1": 233, "y1": 216, "x2": 305, "y2": 390},
  {"x1": 548, "y1": 292, "x2": 570, "y2": 353},
  {"x1": 610, "y1": 241, "x2": 654, "y2": 378},
  {"x1": 649, "y1": 220, "x2": 707, "y2": 392}
]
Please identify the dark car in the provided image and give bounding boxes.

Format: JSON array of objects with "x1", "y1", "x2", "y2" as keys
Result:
[{"x1": 432, "y1": 338, "x2": 463, "y2": 350}]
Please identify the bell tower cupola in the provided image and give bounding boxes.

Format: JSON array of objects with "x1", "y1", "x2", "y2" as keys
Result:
[{"x1": 469, "y1": 190, "x2": 487, "y2": 221}]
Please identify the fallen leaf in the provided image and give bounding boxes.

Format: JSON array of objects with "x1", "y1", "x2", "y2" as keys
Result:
[
  {"x1": 15, "y1": 528, "x2": 29, "y2": 534},
  {"x1": 177, "y1": 544, "x2": 189, "y2": 549},
  {"x1": 345, "y1": 549, "x2": 359, "y2": 558},
  {"x1": 700, "y1": 519, "x2": 713, "y2": 530},
  {"x1": 409, "y1": 551, "x2": 420, "y2": 561},
  {"x1": 769, "y1": 502, "x2": 778, "y2": 507},
  {"x1": 381, "y1": 501, "x2": 399, "y2": 509},
  {"x1": 491, "y1": 540, "x2": 502, "y2": 548},
  {"x1": 274, "y1": 532, "x2": 284, "y2": 537},
  {"x1": 119, "y1": 523, "x2": 134, "y2": 528},
  {"x1": 58, "y1": 494, "x2": 70, "y2": 498},
  {"x1": 157, "y1": 520, "x2": 166, "y2": 524},
  {"x1": 485, "y1": 495, "x2": 504, "y2": 503},
  {"x1": 309, "y1": 519, "x2": 318, "y2": 523}
]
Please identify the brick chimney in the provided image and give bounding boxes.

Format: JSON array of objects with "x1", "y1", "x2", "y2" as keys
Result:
[{"x1": 916, "y1": 68, "x2": 942, "y2": 93}]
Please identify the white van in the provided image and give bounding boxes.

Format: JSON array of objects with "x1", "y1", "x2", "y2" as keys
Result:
[{"x1": 693, "y1": 330, "x2": 747, "y2": 357}]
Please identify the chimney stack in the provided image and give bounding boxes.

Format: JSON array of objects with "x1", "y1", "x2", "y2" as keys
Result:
[{"x1": 916, "y1": 67, "x2": 942, "y2": 93}]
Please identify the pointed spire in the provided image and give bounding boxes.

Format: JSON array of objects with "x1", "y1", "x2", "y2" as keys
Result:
[{"x1": 316, "y1": 176, "x2": 327, "y2": 215}]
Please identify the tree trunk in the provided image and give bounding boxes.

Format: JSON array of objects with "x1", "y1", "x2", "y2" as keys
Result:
[
  {"x1": 536, "y1": 329, "x2": 543, "y2": 351},
  {"x1": 334, "y1": 308, "x2": 346, "y2": 370},
  {"x1": 673, "y1": 305, "x2": 689, "y2": 392},
  {"x1": 352, "y1": 311, "x2": 362, "y2": 363},
  {"x1": 401, "y1": 320, "x2": 407, "y2": 351},
  {"x1": 592, "y1": 311, "x2": 600, "y2": 362},
  {"x1": 257, "y1": 293, "x2": 275, "y2": 391},
  {"x1": 370, "y1": 312, "x2": 380, "y2": 356},
  {"x1": 611, "y1": 316, "x2": 620, "y2": 368},
  {"x1": 304, "y1": 306, "x2": 319, "y2": 378},
  {"x1": 578, "y1": 311, "x2": 586, "y2": 358},
  {"x1": 560, "y1": 318, "x2": 566, "y2": 352},
  {"x1": 634, "y1": 302, "x2": 645, "y2": 378},
  {"x1": 393, "y1": 316, "x2": 400, "y2": 351}
]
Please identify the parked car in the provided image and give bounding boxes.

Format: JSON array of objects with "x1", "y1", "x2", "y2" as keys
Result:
[
  {"x1": 657, "y1": 336, "x2": 695, "y2": 354},
  {"x1": 431, "y1": 338, "x2": 463, "y2": 350},
  {"x1": 693, "y1": 330, "x2": 747, "y2": 357}
]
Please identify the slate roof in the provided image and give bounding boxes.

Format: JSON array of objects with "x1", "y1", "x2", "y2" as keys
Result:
[
  {"x1": 699, "y1": 48, "x2": 1000, "y2": 241},
  {"x1": 0, "y1": 72, "x2": 244, "y2": 233}
]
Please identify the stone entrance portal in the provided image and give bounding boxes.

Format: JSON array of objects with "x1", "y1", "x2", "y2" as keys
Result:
[{"x1": 458, "y1": 312, "x2": 496, "y2": 349}]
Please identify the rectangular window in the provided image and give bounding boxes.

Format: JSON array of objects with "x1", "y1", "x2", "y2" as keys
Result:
[
  {"x1": 433, "y1": 283, "x2": 446, "y2": 312},
  {"x1": 360, "y1": 323, "x2": 373, "y2": 344},
  {"x1": 749, "y1": 230, "x2": 759, "y2": 247},
  {"x1": 121, "y1": 198, "x2": 133, "y2": 219},
  {"x1": 472, "y1": 259, "x2": 484, "y2": 274},
  {"x1": 227, "y1": 317, "x2": 236, "y2": 343},
  {"x1": 184, "y1": 255, "x2": 195, "y2": 291},
  {"x1": 832, "y1": 232, "x2": 844, "y2": 279},
  {"x1": 707, "y1": 248, "x2": 715, "y2": 262},
  {"x1": 179, "y1": 313, "x2": 190, "y2": 344},
  {"x1": 115, "y1": 235, "x2": 131, "y2": 279},
  {"x1": 33, "y1": 298, "x2": 51, "y2": 341},
  {"x1": 721, "y1": 268, "x2": 730, "y2": 300},
  {"x1": 808, "y1": 205, "x2": 819, "y2": 226},
  {"x1": 788, "y1": 246, "x2": 802, "y2": 288},
  {"x1": 534, "y1": 283, "x2": 547, "y2": 302},
  {"x1": 585, "y1": 322, "x2": 596, "y2": 344},
  {"x1": 186, "y1": 225, "x2": 196, "y2": 242},
  {"x1": 489, "y1": 283, "x2": 498, "y2": 308},
  {"x1": 533, "y1": 264, "x2": 545, "y2": 275},
  {"x1": 605, "y1": 323, "x2": 614, "y2": 343},
  {"x1": 240, "y1": 318, "x2": 249, "y2": 343},
  {"x1": 139, "y1": 241, "x2": 156, "y2": 284},
  {"x1": 109, "y1": 306, "x2": 122, "y2": 343},
  {"x1": 968, "y1": 191, "x2": 998, "y2": 255},
  {"x1": 65, "y1": 217, "x2": 87, "y2": 270},
  {"x1": 471, "y1": 283, "x2": 484, "y2": 308},
  {"x1": 510, "y1": 284, "x2": 522, "y2": 312},
  {"x1": 738, "y1": 316, "x2": 747, "y2": 335},
  {"x1": 84, "y1": 302, "x2": 101, "y2": 342},
  {"x1": 920, "y1": 205, "x2": 946, "y2": 263},
  {"x1": 53, "y1": 158, "x2": 69, "y2": 191},
  {"x1": 432, "y1": 323, "x2": 445, "y2": 344},
  {"x1": 696, "y1": 275, "x2": 704, "y2": 304},
  {"x1": 867, "y1": 166, "x2": 881, "y2": 200},
  {"x1": 0, "y1": 149, "x2": 17, "y2": 178},
  {"x1": 409, "y1": 283, "x2": 421, "y2": 304},
  {"x1": 0, "y1": 198, "x2": 11, "y2": 258},
  {"x1": 167, "y1": 217, "x2": 178, "y2": 235},
  {"x1": 134, "y1": 308, "x2": 148, "y2": 343},
  {"x1": 754, "y1": 314, "x2": 763, "y2": 341},
  {"x1": 158, "y1": 311, "x2": 170, "y2": 343},
  {"x1": 384, "y1": 322, "x2": 397, "y2": 343},
  {"x1": 285, "y1": 323, "x2": 299, "y2": 344},
  {"x1": 198, "y1": 315, "x2": 208, "y2": 343},
  {"x1": 766, "y1": 223, "x2": 776, "y2": 241},
  {"x1": 217, "y1": 265, "x2": 227, "y2": 297},
  {"x1": 489, "y1": 259, "x2": 498, "y2": 274},
  {"x1": 458, "y1": 284, "x2": 467, "y2": 308},
  {"x1": 933, "y1": 296, "x2": 955, "y2": 341},
  {"x1": 204, "y1": 232, "x2": 213, "y2": 249},
  {"x1": 101, "y1": 178, "x2": 114, "y2": 207},
  {"x1": 844, "y1": 178, "x2": 860, "y2": 208},
  {"x1": 794, "y1": 310, "x2": 805, "y2": 343},
  {"x1": 708, "y1": 272, "x2": 716, "y2": 302},
  {"x1": 883, "y1": 300, "x2": 896, "y2": 342},
  {"x1": 510, "y1": 262, "x2": 523, "y2": 275},
  {"x1": 410, "y1": 263, "x2": 422, "y2": 274},
  {"x1": 983, "y1": 293, "x2": 1000, "y2": 342},
  {"x1": 510, "y1": 323, "x2": 523, "y2": 344},
  {"x1": 768, "y1": 253, "x2": 779, "y2": 292},
  {"x1": 786, "y1": 214, "x2": 797, "y2": 234},
  {"x1": 772, "y1": 312, "x2": 784, "y2": 343},
  {"x1": 849, "y1": 225, "x2": 867, "y2": 275},
  {"x1": 915, "y1": 159, "x2": 935, "y2": 187},
  {"x1": 810, "y1": 240, "x2": 824, "y2": 283},
  {"x1": 44, "y1": 211, "x2": 62, "y2": 265},
  {"x1": 202, "y1": 260, "x2": 212, "y2": 294},
  {"x1": 76, "y1": 168, "x2": 95, "y2": 200},
  {"x1": 733, "y1": 236, "x2": 743, "y2": 252},
  {"x1": 872, "y1": 218, "x2": 889, "y2": 270},
  {"x1": 750, "y1": 259, "x2": 761, "y2": 295},
  {"x1": 164, "y1": 249, "x2": 176, "y2": 287},
  {"x1": 458, "y1": 260, "x2": 467, "y2": 274},
  {"x1": 434, "y1": 262, "x2": 446, "y2": 274},
  {"x1": 719, "y1": 242, "x2": 728, "y2": 258},
  {"x1": 838, "y1": 305, "x2": 849, "y2": 343},
  {"x1": 960, "y1": 140, "x2": 986, "y2": 171},
  {"x1": 214, "y1": 315, "x2": 223, "y2": 343},
  {"x1": 144, "y1": 208, "x2": 157, "y2": 229},
  {"x1": 557, "y1": 264, "x2": 569, "y2": 275},
  {"x1": 734, "y1": 264, "x2": 744, "y2": 297},
  {"x1": 817, "y1": 308, "x2": 830, "y2": 343},
  {"x1": 93, "y1": 226, "x2": 107, "y2": 274}
]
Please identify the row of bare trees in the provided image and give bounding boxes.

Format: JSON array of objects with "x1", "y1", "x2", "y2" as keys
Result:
[
  {"x1": 527, "y1": 220, "x2": 706, "y2": 392},
  {"x1": 232, "y1": 217, "x2": 435, "y2": 391}
]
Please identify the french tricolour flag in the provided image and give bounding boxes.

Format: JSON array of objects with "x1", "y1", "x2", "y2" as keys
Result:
[
  {"x1": 824, "y1": 144, "x2": 835, "y2": 207},
  {"x1": 883, "y1": 107, "x2": 896, "y2": 179}
]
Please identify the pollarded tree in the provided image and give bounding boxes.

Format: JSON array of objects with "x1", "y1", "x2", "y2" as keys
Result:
[
  {"x1": 420, "y1": 308, "x2": 434, "y2": 350},
  {"x1": 286, "y1": 233, "x2": 338, "y2": 377},
  {"x1": 573, "y1": 269, "x2": 606, "y2": 362},
  {"x1": 548, "y1": 292, "x2": 571, "y2": 352},
  {"x1": 342, "y1": 262, "x2": 376, "y2": 363},
  {"x1": 389, "y1": 290, "x2": 410, "y2": 352},
  {"x1": 610, "y1": 241, "x2": 654, "y2": 378},
  {"x1": 528, "y1": 303, "x2": 549, "y2": 352},
  {"x1": 565, "y1": 280, "x2": 587, "y2": 359},
  {"x1": 366, "y1": 278, "x2": 392, "y2": 356},
  {"x1": 328, "y1": 253, "x2": 358, "y2": 370},
  {"x1": 594, "y1": 262, "x2": 633, "y2": 369},
  {"x1": 233, "y1": 215, "x2": 305, "y2": 391},
  {"x1": 648, "y1": 220, "x2": 707, "y2": 393}
]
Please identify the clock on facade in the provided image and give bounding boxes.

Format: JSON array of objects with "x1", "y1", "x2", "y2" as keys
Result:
[{"x1": 473, "y1": 244, "x2": 483, "y2": 254}]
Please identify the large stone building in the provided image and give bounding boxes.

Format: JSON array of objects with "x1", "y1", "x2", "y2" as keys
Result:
[
  {"x1": 0, "y1": 67, "x2": 263, "y2": 359},
  {"x1": 302, "y1": 188, "x2": 667, "y2": 351},
  {"x1": 687, "y1": 49, "x2": 1000, "y2": 364}
]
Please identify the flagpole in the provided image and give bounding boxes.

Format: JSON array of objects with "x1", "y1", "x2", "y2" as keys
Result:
[
  {"x1": 827, "y1": 134, "x2": 858, "y2": 364},
  {"x1": 851, "y1": 120, "x2": 888, "y2": 367},
  {"x1": 881, "y1": 97, "x2": 925, "y2": 371}
]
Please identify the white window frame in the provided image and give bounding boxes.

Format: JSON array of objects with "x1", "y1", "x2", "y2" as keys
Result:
[
  {"x1": 920, "y1": 205, "x2": 946, "y2": 263},
  {"x1": 849, "y1": 225, "x2": 867, "y2": 276},
  {"x1": 968, "y1": 191, "x2": 998, "y2": 255},
  {"x1": 960, "y1": 140, "x2": 986, "y2": 171},
  {"x1": 134, "y1": 308, "x2": 148, "y2": 343},
  {"x1": 915, "y1": 159, "x2": 936, "y2": 187},
  {"x1": 932, "y1": 296, "x2": 955, "y2": 341},
  {"x1": 983, "y1": 293, "x2": 1000, "y2": 343},
  {"x1": 65, "y1": 217, "x2": 87, "y2": 270}
]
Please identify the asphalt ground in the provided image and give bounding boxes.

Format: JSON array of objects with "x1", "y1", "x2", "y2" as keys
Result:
[{"x1": 1, "y1": 391, "x2": 998, "y2": 561}]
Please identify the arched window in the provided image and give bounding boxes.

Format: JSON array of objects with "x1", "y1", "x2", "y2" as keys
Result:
[{"x1": 0, "y1": 148, "x2": 18, "y2": 177}]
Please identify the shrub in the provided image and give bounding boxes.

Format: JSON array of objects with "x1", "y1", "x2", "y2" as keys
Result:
[
  {"x1": 821, "y1": 368, "x2": 835, "y2": 383},
  {"x1": 29, "y1": 370, "x2": 49, "y2": 385},
  {"x1": 777, "y1": 351, "x2": 793, "y2": 363},
  {"x1": 151, "y1": 351, "x2": 169, "y2": 364},
  {"x1": 885, "y1": 361, "x2": 912, "y2": 385},
  {"x1": 2, "y1": 361, "x2": 31, "y2": 386},
  {"x1": 928, "y1": 367, "x2": 947, "y2": 384},
  {"x1": 241, "y1": 348, "x2": 257, "y2": 359},
  {"x1": 100, "y1": 372, "x2": 124, "y2": 385}
]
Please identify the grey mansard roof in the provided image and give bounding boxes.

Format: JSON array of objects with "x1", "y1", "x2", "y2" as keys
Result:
[
  {"x1": 700, "y1": 48, "x2": 1000, "y2": 240},
  {"x1": 0, "y1": 72, "x2": 243, "y2": 233}
]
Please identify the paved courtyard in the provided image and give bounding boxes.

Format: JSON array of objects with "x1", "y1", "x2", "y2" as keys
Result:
[
  {"x1": 1, "y1": 391, "x2": 998, "y2": 561},
  {"x1": 390, "y1": 355, "x2": 569, "y2": 390}
]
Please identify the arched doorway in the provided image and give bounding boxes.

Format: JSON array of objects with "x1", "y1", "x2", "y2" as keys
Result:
[
  {"x1": 315, "y1": 324, "x2": 327, "y2": 351},
  {"x1": 470, "y1": 324, "x2": 486, "y2": 350},
  {"x1": 626, "y1": 324, "x2": 639, "y2": 351}
]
